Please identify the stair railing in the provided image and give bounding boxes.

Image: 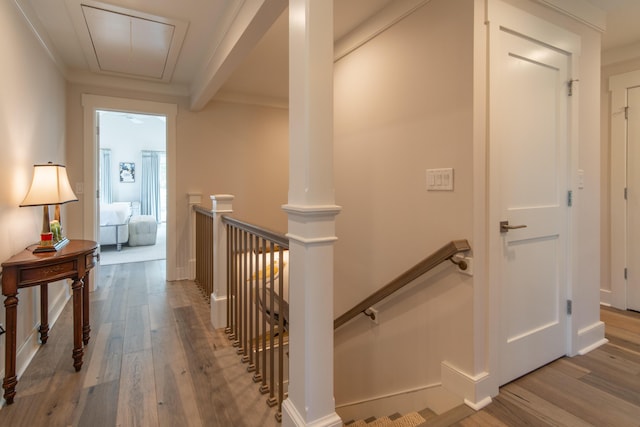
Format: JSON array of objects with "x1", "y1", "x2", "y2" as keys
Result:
[
  {"x1": 194, "y1": 206, "x2": 214, "y2": 299},
  {"x1": 223, "y1": 216, "x2": 289, "y2": 422},
  {"x1": 334, "y1": 239, "x2": 471, "y2": 329}
]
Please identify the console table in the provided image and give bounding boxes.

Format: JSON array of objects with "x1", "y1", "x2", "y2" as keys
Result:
[{"x1": 1, "y1": 239, "x2": 98, "y2": 404}]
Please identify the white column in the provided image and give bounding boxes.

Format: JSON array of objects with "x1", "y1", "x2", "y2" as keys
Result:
[
  {"x1": 210, "y1": 194, "x2": 234, "y2": 329},
  {"x1": 187, "y1": 193, "x2": 202, "y2": 280},
  {"x1": 282, "y1": 1, "x2": 341, "y2": 426}
]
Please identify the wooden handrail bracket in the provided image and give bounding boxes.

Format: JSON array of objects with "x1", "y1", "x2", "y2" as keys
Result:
[{"x1": 334, "y1": 239, "x2": 471, "y2": 330}]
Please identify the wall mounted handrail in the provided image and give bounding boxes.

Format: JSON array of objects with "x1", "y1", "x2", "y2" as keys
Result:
[{"x1": 334, "y1": 239, "x2": 471, "y2": 330}]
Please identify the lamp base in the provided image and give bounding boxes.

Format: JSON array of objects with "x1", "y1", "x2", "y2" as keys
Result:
[{"x1": 33, "y1": 238, "x2": 70, "y2": 253}]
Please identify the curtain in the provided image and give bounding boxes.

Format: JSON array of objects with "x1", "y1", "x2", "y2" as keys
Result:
[
  {"x1": 100, "y1": 148, "x2": 112, "y2": 204},
  {"x1": 141, "y1": 150, "x2": 160, "y2": 222}
]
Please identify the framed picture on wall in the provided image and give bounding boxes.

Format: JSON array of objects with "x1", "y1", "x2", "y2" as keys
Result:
[{"x1": 119, "y1": 162, "x2": 135, "y2": 183}]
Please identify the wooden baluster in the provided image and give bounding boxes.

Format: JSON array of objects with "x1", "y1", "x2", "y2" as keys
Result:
[
  {"x1": 267, "y1": 242, "x2": 277, "y2": 407},
  {"x1": 259, "y1": 241, "x2": 269, "y2": 394},
  {"x1": 276, "y1": 246, "x2": 285, "y2": 420},
  {"x1": 225, "y1": 224, "x2": 232, "y2": 334}
]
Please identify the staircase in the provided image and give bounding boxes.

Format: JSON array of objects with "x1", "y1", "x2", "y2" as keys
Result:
[{"x1": 344, "y1": 405, "x2": 474, "y2": 427}]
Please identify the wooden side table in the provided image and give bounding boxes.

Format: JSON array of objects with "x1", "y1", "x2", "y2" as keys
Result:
[{"x1": 1, "y1": 240, "x2": 98, "y2": 404}]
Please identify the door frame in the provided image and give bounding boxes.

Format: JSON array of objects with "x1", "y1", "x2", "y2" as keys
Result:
[
  {"x1": 609, "y1": 70, "x2": 640, "y2": 309},
  {"x1": 82, "y1": 94, "x2": 178, "y2": 281},
  {"x1": 486, "y1": 0, "x2": 581, "y2": 390}
]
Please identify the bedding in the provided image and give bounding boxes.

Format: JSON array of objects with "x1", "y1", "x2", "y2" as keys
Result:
[
  {"x1": 99, "y1": 202, "x2": 132, "y2": 249},
  {"x1": 100, "y1": 202, "x2": 131, "y2": 226}
]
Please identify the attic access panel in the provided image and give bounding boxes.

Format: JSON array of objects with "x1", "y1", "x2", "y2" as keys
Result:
[
  {"x1": 82, "y1": 5, "x2": 173, "y2": 79},
  {"x1": 67, "y1": 0, "x2": 188, "y2": 82}
]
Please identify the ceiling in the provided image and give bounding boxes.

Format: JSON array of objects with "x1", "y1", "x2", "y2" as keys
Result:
[{"x1": 17, "y1": 0, "x2": 640, "y2": 110}]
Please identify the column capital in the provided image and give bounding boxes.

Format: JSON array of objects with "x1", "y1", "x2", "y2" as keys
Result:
[{"x1": 210, "y1": 194, "x2": 234, "y2": 213}]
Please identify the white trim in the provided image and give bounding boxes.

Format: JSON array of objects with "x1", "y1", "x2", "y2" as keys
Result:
[
  {"x1": 210, "y1": 293, "x2": 227, "y2": 329},
  {"x1": 487, "y1": 0, "x2": 581, "y2": 386},
  {"x1": 488, "y1": 0, "x2": 581, "y2": 55},
  {"x1": 600, "y1": 289, "x2": 612, "y2": 307},
  {"x1": 281, "y1": 399, "x2": 342, "y2": 427},
  {"x1": 608, "y1": 70, "x2": 640, "y2": 309},
  {"x1": 12, "y1": 0, "x2": 67, "y2": 76},
  {"x1": 0, "y1": 283, "x2": 70, "y2": 407},
  {"x1": 441, "y1": 362, "x2": 493, "y2": 410},
  {"x1": 534, "y1": 0, "x2": 606, "y2": 32},
  {"x1": 576, "y1": 321, "x2": 608, "y2": 355},
  {"x1": 81, "y1": 94, "x2": 179, "y2": 280}
]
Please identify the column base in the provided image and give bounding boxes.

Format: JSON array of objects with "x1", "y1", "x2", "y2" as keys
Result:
[
  {"x1": 282, "y1": 399, "x2": 342, "y2": 427},
  {"x1": 210, "y1": 292, "x2": 227, "y2": 329}
]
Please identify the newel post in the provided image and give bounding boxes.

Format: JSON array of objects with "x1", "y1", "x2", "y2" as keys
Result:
[
  {"x1": 210, "y1": 194, "x2": 234, "y2": 329},
  {"x1": 282, "y1": 1, "x2": 342, "y2": 426},
  {"x1": 187, "y1": 193, "x2": 202, "y2": 280}
]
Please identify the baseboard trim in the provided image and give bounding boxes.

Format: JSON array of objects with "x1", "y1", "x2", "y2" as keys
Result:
[
  {"x1": 188, "y1": 258, "x2": 196, "y2": 280},
  {"x1": 282, "y1": 399, "x2": 342, "y2": 427},
  {"x1": 210, "y1": 292, "x2": 227, "y2": 329},
  {"x1": 1, "y1": 283, "x2": 70, "y2": 408},
  {"x1": 335, "y1": 382, "x2": 462, "y2": 421},
  {"x1": 576, "y1": 321, "x2": 608, "y2": 355},
  {"x1": 441, "y1": 362, "x2": 495, "y2": 411},
  {"x1": 600, "y1": 288, "x2": 612, "y2": 306}
]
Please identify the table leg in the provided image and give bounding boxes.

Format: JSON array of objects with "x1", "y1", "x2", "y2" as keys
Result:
[
  {"x1": 39, "y1": 284, "x2": 49, "y2": 344},
  {"x1": 3, "y1": 294, "x2": 19, "y2": 404},
  {"x1": 71, "y1": 278, "x2": 84, "y2": 372},
  {"x1": 82, "y1": 272, "x2": 91, "y2": 345}
]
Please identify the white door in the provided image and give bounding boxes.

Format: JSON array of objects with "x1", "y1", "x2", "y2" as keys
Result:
[
  {"x1": 490, "y1": 10, "x2": 571, "y2": 385},
  {"x1": 627, "y1": 87, "x2": 640, "y2": 311}
]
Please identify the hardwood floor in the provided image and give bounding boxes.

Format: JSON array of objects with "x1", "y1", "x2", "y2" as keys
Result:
[
  {"x1": 0, "y1": 260, "x2": 279, "y2": 427},
  {"x1": 448, "y1": 306, "x2": 640, "y2": 426},
  {"x1": 2, "y1": 261, "x2": 640, "y2": 426}
]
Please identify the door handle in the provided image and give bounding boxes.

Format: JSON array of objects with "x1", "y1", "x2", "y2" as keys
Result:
[{"x1": 500, "y1": 221, "x2": 527, "y2": 233}]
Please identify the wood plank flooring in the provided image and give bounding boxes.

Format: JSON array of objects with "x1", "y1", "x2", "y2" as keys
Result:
[
  {"x1": 448, "y1": 306, "x2": 640, "y2": 426},
  {"x1": 0, "y1": 260, "x2": 279, "y2": 427},
  {"x1": 2, "y1": 260, "x2": 640, "y2": 426}
]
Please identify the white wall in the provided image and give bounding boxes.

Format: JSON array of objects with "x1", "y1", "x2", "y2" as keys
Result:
[{"x1": 0, "y1": 0, "x2": 69, "y2": 390}]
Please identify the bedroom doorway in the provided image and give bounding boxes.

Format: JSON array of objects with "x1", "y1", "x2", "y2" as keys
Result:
[{"x1": 97, "y1": 110, "x2": 167, "y2": 266}]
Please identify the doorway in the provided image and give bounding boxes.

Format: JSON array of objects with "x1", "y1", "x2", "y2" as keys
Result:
[
  {"x1": 97, "y1": 110, "x2": 167, "y2": 265},
  {"x1": 610, "y1": 70, "x2": 640, "y2": 311},
  {"x1": 82, "y1": 95, "x2": 178, "y2": 281}
]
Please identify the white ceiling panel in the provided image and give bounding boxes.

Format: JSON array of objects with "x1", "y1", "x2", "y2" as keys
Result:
[
  {"x1": 66, "y1": 0, "x2": 187, "y2": 83},
  {"x1": 82, "y1": 5, "x2": 174, "y2": 79}
]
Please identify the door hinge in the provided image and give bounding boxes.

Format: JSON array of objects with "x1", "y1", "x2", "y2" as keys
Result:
[
  {"x1": 96, "y1": 189, "x2": 100, "y2": 199},
  {"x1": 567, "y1": 190, "x2": 573, "y2": 207},
  {"x1": 625, "y1": 187, "x2": 628, "y2": 200},
  {"x1": 625, "y1": 267, "x2": 628, "y2": 280},
  {"x1": 568, "y1": 79, "x2": 579, "y2": 96},
  {"x1": 566, "y1": 300, "x2": 572, "y2": 315},
  {"x1": 625, "y1": 106, "x2": 629, "y2": 120}
]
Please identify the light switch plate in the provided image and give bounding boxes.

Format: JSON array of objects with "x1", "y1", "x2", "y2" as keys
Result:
[{"x1": 426, "y1": 168, "x2": 454, "y2": 191}]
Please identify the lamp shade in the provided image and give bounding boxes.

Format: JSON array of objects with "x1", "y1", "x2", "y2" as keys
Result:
[{"x1": 20, "y1": 163, "x2": 78, "y2": 207}]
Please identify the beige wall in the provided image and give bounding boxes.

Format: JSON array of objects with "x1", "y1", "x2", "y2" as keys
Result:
[
  {"x1": 0, "y1": 1, "x2": 69, "y2": 379},
  {"x1": 333, "y1": 0, "x2": 475, "y2": 410},
  {"x1": 65, "y1": 85, "x2": 289, "y2": 278},
  {"x1": 333, "y1": 0, "x2": 604, "y2": 415}
]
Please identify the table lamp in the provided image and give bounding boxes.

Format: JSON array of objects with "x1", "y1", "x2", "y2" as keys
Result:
[{"x1": 20, "y1": 162, "x2": 78, "y2": 252}]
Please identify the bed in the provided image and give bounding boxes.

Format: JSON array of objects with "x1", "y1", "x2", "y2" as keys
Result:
[{"x1": 99, "y1": 202, "x2": 132, "y2": 250}]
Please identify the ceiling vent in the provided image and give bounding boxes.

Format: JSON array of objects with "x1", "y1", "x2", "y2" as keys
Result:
[{"x1": 66, "y1": 0, "x2": 188, "y2": 82}]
